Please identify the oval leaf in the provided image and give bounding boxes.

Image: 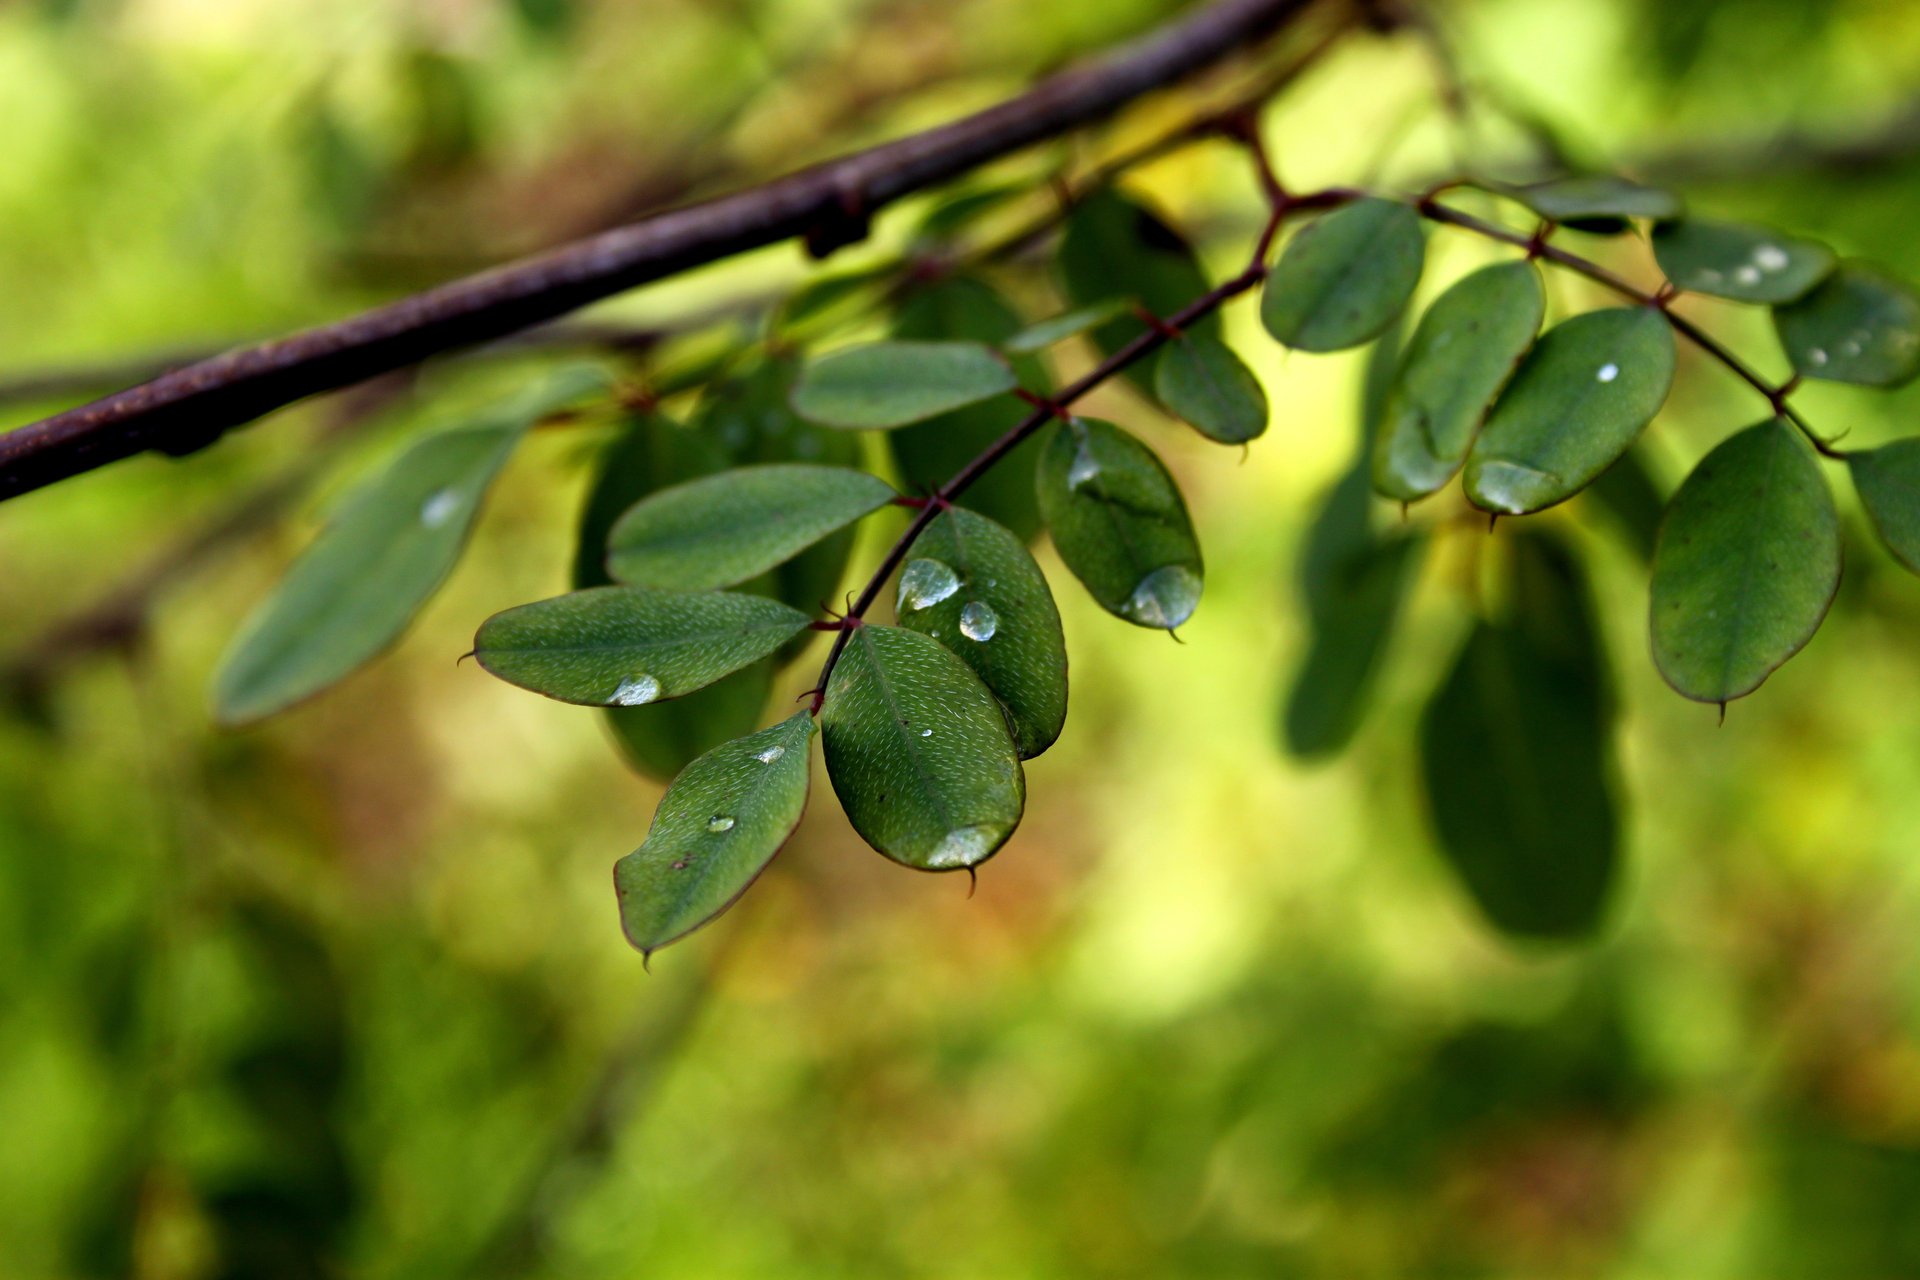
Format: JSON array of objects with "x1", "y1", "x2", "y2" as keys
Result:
[
  {"x1": 1372, "y1": 261, "x2": 1545, "y2": 500},
  {"x1": 1420, "y1": 532, "x2": 1617, "y2": 940},
  {"x1": 475, "y1": 587, "x2": 810, "y2": 707},
  {"x1": 1154, "y1": 332, "x2": 1269, "y2": 444},
  {"x1": 1652, "y1": 219, "x2": 1834, "y2": 304},
  {"x1": 1261, "y1": 197, "x2": 1425, "y2": 353},
  {"x1": 1284, "y1": 534, "x2": 1422, "y2": 758},
  {"x1": 1508, "y1": 174, "x2": 1681, "y2": 234},
  {"x1": 821, "y1": 624, "x2": 1025, "y2": 870},
  {"x1": 606, "y1": 463, "x2": 894, "y2": 590},
  {"x1": 1773, "y1": 262, "x2": 1920, "y2": 387},
  {"x1": 790, "y1": 340, "x2": 1016, "y2": 429},
  {"x1": 1464, "y1": 307, "x2": 1677, "y2": 514},
  {"x1": 615, "y1": 712, "x2": 816, "y2": 956},
  {"x1": 1849, "y1": 439, "x2": 1920, "y2": 575},
  {"x1": 1035, "y1": 419, "x2": 1204, "y2": 630},
  {"x1": 894, "y1": 507, "x2": 1068, "y2": 758},
  {"x1": 1651, "y1": 418, "x2": 1840, "y2": 703}
]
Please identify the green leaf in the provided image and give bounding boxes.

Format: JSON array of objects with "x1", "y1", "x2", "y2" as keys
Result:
[
  {"x1": 213, "y1": 366, "x2": 608, "y2": 725},
  {"x1": 1651, "y1": 418, "x2": 1841, "y2": 703},
  {"x1": 1652, "y1": 219, "x2": 1834, "y2": 304},
  {"x1": 1003, "y1": 300, "x2": 1132, "y2": 355},
  {"x1": 1153, "y1": 332, "x2": 1269, "y2": 444},
  {"x1": 894, "y1": 507, "x2": 1067, "y2": 758},
  {"x1": 1372, "y1": 261, "x2": 1545, "y2": 500},
  {"x1": 1299, "y1": 461, "x2": 1376, "y2": 615},
  {"x1": 606, "y1": 463, "x2": 894, "y2": 590},
  {"x1": 614, "y1": 712, "x2": 816, "y2": 956},
  {"x1": 1420, "y1": 532, "x2": 1617, "y2": 940},
  {"x1": 790, "y1": 340, "x2": 1017, "y2": 429},
  {"x1": 1849, "y1": 439, "x2": 1920, "y2": 575},
  {"x1": 474, "y1": 587, "x2": 810, "y2": 706},
  {"x1": 1773, "y1": 262, "x2": 1920, "y2": 387},
  {"x1": 1583, "y1": 447, "x2": 1666, "y2": 563},
  {"x1": 1056, "y1": 187, "x2": 1218, "y2": 359},
  {"x1": 604, "y1": 665, "x2": 775, "y2": 782},
  {"x1": 820, "y1": 624, "x2": 1025, "y2": 871},
  {"x1": 1464, "y1": 307, "x2": 1677, "y2": 514},
  {"x1": 1035, "y1": 419, "x2": 1204, "y2": 630},
  {"x1": 1358, "y1": 310, "x2": 1409, "y2": 447},
  {"x1": 1261, "y1": 197, "x2": 1425, "y2": 353},
  {"x1": 1284, "y1": 534, "x2": 1422, "y2": 758},
  {"x1": 1507, "y1": 174, "x2": 1682, "y2": 234},
  {"x1": 890, "y1": 276, "x2": 1047, "y2": 540}
]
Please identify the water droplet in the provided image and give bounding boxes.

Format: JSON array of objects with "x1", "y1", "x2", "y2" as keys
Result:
[
  {"x1": 706, "y1": 815, "x2": 735, "y2": 833},
  {"x1": 1596, "y1": 363, "x2": 1619, "y2": 383},
  {"x1": 926, "y1": 825, "x2": 997, "y2": 868},
  {"x1": 1842, "y1": 340, "x2": 1862, "y2": 357},
  {"x1": 1734, "y1": 265, "x2": 1762, "y2": 287},
  {"x1": 897, "y1": 558, "x2": 960, "y2": 611},
  {"x1": 1123, "y1": 565, "x2": 1202, "y2": 629},
  {"x1": 920, "y1": 728, "x2": 934, "y2": 738},
  {"x1": 1753, "y1": 244, "x2": 1790, "y2": 272},
  {"x1": 958, "y1": 601, "x2": 998, "y2": 642},
  {"x1": 419, "y1": 488, "x2": 460, "y2": 528},
  {"x1": 1809, "y1": 347, "x2": 1829, "y2": 366},
  {"x1": 755, "y1": 744, "x2": 786, "y2": 764},
  {"x1": 609, "y1": 675, "x2": 661, "y2": 706},
  {"x1": 1067, "y1": 440, "x2": 1102, "y2": 490}
]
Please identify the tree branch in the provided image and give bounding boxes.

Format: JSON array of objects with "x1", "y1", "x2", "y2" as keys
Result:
[{"x1": 0, "y1": 0, "x2": 1327, "y2": 504}]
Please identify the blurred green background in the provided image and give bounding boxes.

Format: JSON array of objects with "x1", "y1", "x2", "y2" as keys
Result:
[{"x1": 6, "y1": 0, "x2": 1920, "y2": 1275}]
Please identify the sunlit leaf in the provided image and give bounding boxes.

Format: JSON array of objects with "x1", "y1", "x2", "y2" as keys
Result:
[
  {"x1": 1420, "y1": 532, "x2": 1617, "y2": 940},
  {"x1": 1002, "y1": 299, "x2": 1133, "y2": 354},
  {"x1": 1464, "y1": 307, "x2": 1676, "y2": 514},
  {"x1": 1261, "y1": 197, "x2": 1425, "y2": 353},
  {"x1": 1849, "y1": 439, "x2": 1920, "y2": 575},
  {"x1": 475, "y1": 587, "x2": 810, "y2": 706},
  {"x1": 1651, "y1": 418, "x2": 1840, "y2": 703},
  {"x1": 606, "y1": 463, "x2": 894, "y2": 590},
  {"x1": 820, "y1": 624, "x2": 1025, "y2": 871},
  {"x1": 1507, "y1": 174, "x2": 1681, "y2": 234},
  {"x1": 1372, "y1": 261, "x2": 1544, "y2": 500},
  {"x1": 1773, "y1": 263, "x2": 1920, "y2": 387},
  {"x1": 1154, "y1": 331, "x2": 1269, "y2": 444},
  {"x1": 615, "y1": 712, "x2": 816, "y2": 956},
  {"x1": 1284, "y1": 534, "x2": 1422, "y2": 757},
  {"x1": 214, "y1": 366, "x2": 608, "y2": 725},
  {"x1": 1652, "y1": 219, "x2": 1834, "y2": 304},
  {"x1": 790, "y1": 340, "x2": 1017, "y2": 429},
  {"x1": 1035, "y1": 418, "x2": 1203, "y2": 630},
  {"x1": 894, "y1": 507, "x2": 1067, "y2": 758}
]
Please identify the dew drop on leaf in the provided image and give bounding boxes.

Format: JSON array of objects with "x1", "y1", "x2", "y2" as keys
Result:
[
  {"x1": 610, "y1": 674, "x2": 662, "y2": 706},
  {"x1": 706, "y1": 815, "x2": 735, "y2": 833},
  {"x1": 1122, "y1": 564, "x2": 1202, "y2": 629},
  {"x1": 420, "y1": 487, "x2": 461, "y2": 528},
  {"x1": 1066, "y1": 440, "x2": 1102, "y2": 490},
  {"x1": 926, "y1": 825, "x2": 997, "y2": 868},
  {"x1": 958, "y1": 600, "x2": 999, "y2": 642},
  {"x1": 1596, "y1": 363, "x2": 1619, "y2": 383},
  {"x1": 897, "y1": 558, "x2": 962, "y2": 610},
  {"x1": 754, "y1": 744, "x2": 786, "y2": 764}
]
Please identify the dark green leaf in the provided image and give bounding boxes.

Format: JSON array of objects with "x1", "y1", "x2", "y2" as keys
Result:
[
  {"x1": 1773, "y1": 263, "x2": 1920, "y2": 387},
  {"x1": 1652, "y1": 219, "x2": 1834, "y2": 304},
  {"x1": 1035, "y1": 419, "x2": 1203, "y2": 630},
  {"x1": 790, "y1": 340, "x2": 1017, "y2": 429},
  {"x1": 214, "y1": 366, "x2": 608, "y2": 725},
  {"x1": 1299, "y1": 462, "x2": 1376, "y2": 615},
  {"x1": 1261, "y1": 197, "x2": 1425, "y2": 353},
  {"x1": 1003, "y1": 300, "x2": 1132, "y2": 355},
  {"x1": 1154, "y1": 332, "x2": 1269, "y2": 444},
  {"x1": 1849, "y1": 439, "x2": 1920, "y2": 575},
  {"x1": 1651, "y1": 418, "x2": 1841, "y2": 703},
  {"x1": 1507, "y1": 174, "x2": 1682, "y2": 234},
  {"x1": 894, "y1": 507, "x2": 1067, "y2": 758},
  {"x1": 604, "y1": 666, "x2": 775, "y2": 783},
  {"x1": 1372, "y1": 261, "x2": 1545, "y2": 500},
  {"x1": 1420, "y1": 532, "x2": 1617, "y2": 940},
  {"x1": 614, "y1": 712, "x2": 816, "y2": 956},
  {"x1": 474, "y1": 587, "x2": 810, "y2": 706},
  {"x1": 821, "y1": 624, "x2": 1025, "y2": 870},
  {"x1": 1583, "y1": 447, "x2": 1666, "y2": 562},
  {"x1": 1284, "y1": 534, "x2": 1422, "y2": 757},
  {"x1": 606, "y1": 463, "x2": 894, "y2": 590},
  {"x1": 1358, "y1": 309, "x2": 1409, "y2": 447},
  {"x1": 1056, "y1": 187, "x2": 1218, "y2": 356},
  {"x1": 1464, "y1": 307, "x2": 1676, "y2": 514}
]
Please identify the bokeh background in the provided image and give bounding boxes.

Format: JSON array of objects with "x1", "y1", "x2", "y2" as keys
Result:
[{"x1": 5, "y1": 0, "x2": 1920, "y2": 1275}]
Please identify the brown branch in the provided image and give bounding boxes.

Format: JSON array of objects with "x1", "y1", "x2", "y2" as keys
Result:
[{"x1": 0, "y1": 0, "x2": 1326, "y2": 503}]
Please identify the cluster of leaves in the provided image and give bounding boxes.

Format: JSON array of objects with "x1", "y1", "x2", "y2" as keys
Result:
[{"x1": 211, "y1": 158, "x2": 1920, "y2": 957}]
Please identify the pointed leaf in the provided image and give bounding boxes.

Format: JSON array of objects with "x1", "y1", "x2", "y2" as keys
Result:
[
  {"x1": 1773, "y1": 262, "x2": 1920, "y2": 387},
  {"x1": 1652, "y1": 219, "x2": 1834, "y2": 304},
  {"x1": 475, "y1": 587, "x2": 810, "y2": 707},
  {"x1": 1372, "y1": 261, "x2": 1545, "y2": 500},
  {"x1": 1849, "y1": 439, "x2": 1920, "y2": 575},
  {"x1": 213, "y1": 366, "x2": 608, "y2": 724},
  {"x1": 1420, "y1": 532, "x2": 1617, "y2": 940},
  {"x1": 1464, "y1": 307, "x2": 1676, "y2": 514},
  {"x1": 1651, "y1": 418, "x2": 1840, "y2": 703},
  {"x1": 790, "y1": 340, "x2": 1016, "y2": 429},
  {"x1": 1261, "y1": 197, "x2": 1425, "y2": 353},
  {"x1": 821, "y1": 624, "x2": 1025, "y2": 870},
  {"x1": 1154, "y1": 332, "x2": 1269, "y2": 444},
  {"x1": 1507, "y1": 174, "x2": 1681, "y2": 234},
  {"x1": 606, "y1": 463, "x2": 894, "y2": 590},
  {"x1": 1036, "y1": 419, "x2": 1204, "y2": 630},
  {"x1": 894, "y1": 507, "x2": 1067, "y2": 758},
  {"x1": 615, "y1": 712, "x2": 816, "y2": 955},
  {"x1": 1003, "y1": 299, "x2": 1133, "y2": 355},
  {"x1": 1284, "y1": 534, "x2": 1422, "y2": 758}
]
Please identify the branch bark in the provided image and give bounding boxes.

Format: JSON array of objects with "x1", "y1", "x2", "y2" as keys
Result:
[{"x1": 0, "y1": 0, "x2": 1324, "y2": 503}]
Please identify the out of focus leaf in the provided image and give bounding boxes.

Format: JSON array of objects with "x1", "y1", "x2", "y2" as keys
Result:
[
  {"x1": 1154, "y1": 332, "x2": 1269, "y2": 444},
  {"x1": 1652, "y1": 218, "x2": 1834, "y2": 304},
  {"x1": 1003, "y1": 299, "x2": 1132, "y2": 355},
  {"x1": 1056, "y1": 186, "x2": 1215, "y2": 391},
  {"x1": 1284, "y1": 534, "x2": 1422, "y2": 757},
  {"x1": 1850, "y1": 439, "x2": 1920, "y2": 575},
  {"x1": 1507, "y1": 174, "x2": 1682, "y2": 234},
  {"x1": 790, "y1": 341, "x2": 1016, "y2": 429},
  {"x1": 1773, "y1": 263, "x2": 1920, "y2": 387},
  {"x1": 1584, "y1": 446, "x2": 1666, "y2": 562},
  {"x1": 1261, "y1": 197, "x2": 1425, "y2": 353}
]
